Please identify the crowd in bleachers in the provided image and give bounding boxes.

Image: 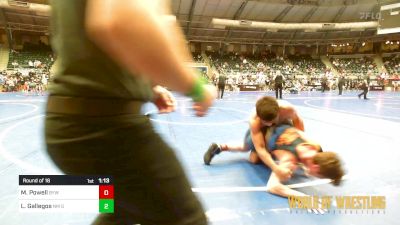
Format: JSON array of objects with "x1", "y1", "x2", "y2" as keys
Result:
[
  {"x1": 330, "y1": 57, "x2": 379, "y2": 77},
  {"x1": 289, "y1": 55, "x2": 326, "y2": 76},
  {"x1": 0, "y1": 42, "x2": 54, "y2": 93},
  {"x1": 8, "y1": 42, "x2": 54, "y2": 70},
  {"x1": 0, "y1": 69, "x2": 50, "y2": 94},
  {"x1": 201, "y1": 51, "x2": 400, "y2": 93},
  {"x1": 209, "y1": 52, "x2": 328, "y2": 77},
  {"x1": 206, "y1": 52, "x2": 333, "y2": 91},
  {"x1": 1, "y1": 44, "x2": 399, "y2": 93},
  {"x1": 192, "y1": 53, "x2": 204, "y2": 63},
  {"x1": 383, "y1": 55, "x2": 400, "y2": 77}
]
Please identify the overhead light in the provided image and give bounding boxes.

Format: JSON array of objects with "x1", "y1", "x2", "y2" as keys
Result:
[
  {"x1": 362, "y1": 42, "x2": 366, "y2": 46},
  {"x1": 214, "y1": 25, "x2": 226, "y2": 29},
  {"x1": 239, "y1": 20, "x2": 252, "y2": 26},
  {"x1": 8, "y1": 0, "x2": 29, "y2": 8},
  {"x1": 322, "y1": 23, "x2": 336, "y2": 29},
  {"x1": 211, "y1": 18, "x2": 377, "y2": 31}
]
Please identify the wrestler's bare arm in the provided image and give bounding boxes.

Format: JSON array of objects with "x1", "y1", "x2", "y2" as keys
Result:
[
  {"x1": 266, "y1": 159, "x2": 304, "y2": 197},
  {"x1": 266, "y1": 158, "x2": 327, "y2": 214},
  {"x1": 250, "y1": 116, "x2": 279, "y2": 171},
  {"x1": 278, "y1": 101, "x2": 305, "y2": 131}
]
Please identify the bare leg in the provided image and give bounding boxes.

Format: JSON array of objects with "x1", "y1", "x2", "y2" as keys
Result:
[
  {"x1": 204, "y1": 143, "x2": 249, "y2": 165},
  {"x1": 221, "y1": 144, "x2": 262, "y2": 164},
  {"x1": 220, "y1": 143, "x2": 247, "y2": 152}
]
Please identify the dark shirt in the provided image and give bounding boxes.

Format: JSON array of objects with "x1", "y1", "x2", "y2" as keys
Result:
[
  {"x1": 218, "y1": 75, "x2": 226, "y2": 86},
  {"x1": 50, "y1": 0, "x2": 153, "y2": 100},
  {"x1": 275, "y1": 75, "x2": 283, "y2": 85},
  {"x1": 338, "y1": 77, "x2": 345, "y2": 86}
]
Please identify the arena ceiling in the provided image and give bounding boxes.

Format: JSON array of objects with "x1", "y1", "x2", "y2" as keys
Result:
[
  {"x1": 0, "y1": 0, "x2": 400, "y2": 45},
  {"x1": 0, "y1": 0, "x2": 49, "y2": 34}
]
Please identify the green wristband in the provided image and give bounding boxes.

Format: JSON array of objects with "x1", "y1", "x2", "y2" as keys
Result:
[{"x1": 186, "y1": 77, "x2": 206, "y2": 102}]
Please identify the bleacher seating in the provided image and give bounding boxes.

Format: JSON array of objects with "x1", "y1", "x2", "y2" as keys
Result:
[
  {"x1": 192, "y1": 53, "x2": 204, "y2": 63},
  {"x1": 330, "y1": 57, "x2": 378, "y2": 76},
  {"x1": 383, "y1": 55, "x2": 400, "y2": 76},
  {"x1": 289, "y1": 55, "x2": 326, "y2": 76},
  {"x1": 7, "y1": 42, "x2": 54, "y2": 70}
]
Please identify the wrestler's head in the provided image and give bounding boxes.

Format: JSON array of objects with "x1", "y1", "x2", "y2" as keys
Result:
[
  {"x1": 256, "y1": 96, "x2": 279, "y2": 126},
  {"x1": 308, "y1": 152, "x2": 344, "y2": 186}
]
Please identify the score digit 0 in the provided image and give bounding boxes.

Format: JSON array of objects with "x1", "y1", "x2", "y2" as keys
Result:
[{"x1": 99, "y1": 185, "x2": 114, "y2": 199}]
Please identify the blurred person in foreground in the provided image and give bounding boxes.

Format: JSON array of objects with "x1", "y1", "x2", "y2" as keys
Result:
[{"x1": 46, "y1": 0, "x2": 216, "y2": 224}]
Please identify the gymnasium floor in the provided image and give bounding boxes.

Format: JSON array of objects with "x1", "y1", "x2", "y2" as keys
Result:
[{"x1": 1, "y1": 90, "x2": 399, "y2": 225}]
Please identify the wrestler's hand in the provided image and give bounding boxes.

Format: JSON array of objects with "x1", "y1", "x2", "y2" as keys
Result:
[
  {"x1": 192, "y1": 84, "x2": 216, "y2": 117},
  {"x1": 153, "y1": 86, "x2": 177, "y2": 113},
  {"x1": 274, "y1": 165, "x2": 293, "y2": 181}
]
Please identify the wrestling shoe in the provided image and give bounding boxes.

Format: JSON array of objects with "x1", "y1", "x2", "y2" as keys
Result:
[{"x1": 203, "y1": 143, "x2": 221, "y2": 165}]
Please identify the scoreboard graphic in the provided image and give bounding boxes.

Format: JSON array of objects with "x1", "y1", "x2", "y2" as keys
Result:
[{"x1": 19, "y1": 175, "x2": 114, "y2": 213}]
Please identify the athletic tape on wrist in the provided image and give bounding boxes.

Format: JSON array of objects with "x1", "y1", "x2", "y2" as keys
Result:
[{"x1": 187, "y1": 77, "x2": 206, "y2": 102}]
